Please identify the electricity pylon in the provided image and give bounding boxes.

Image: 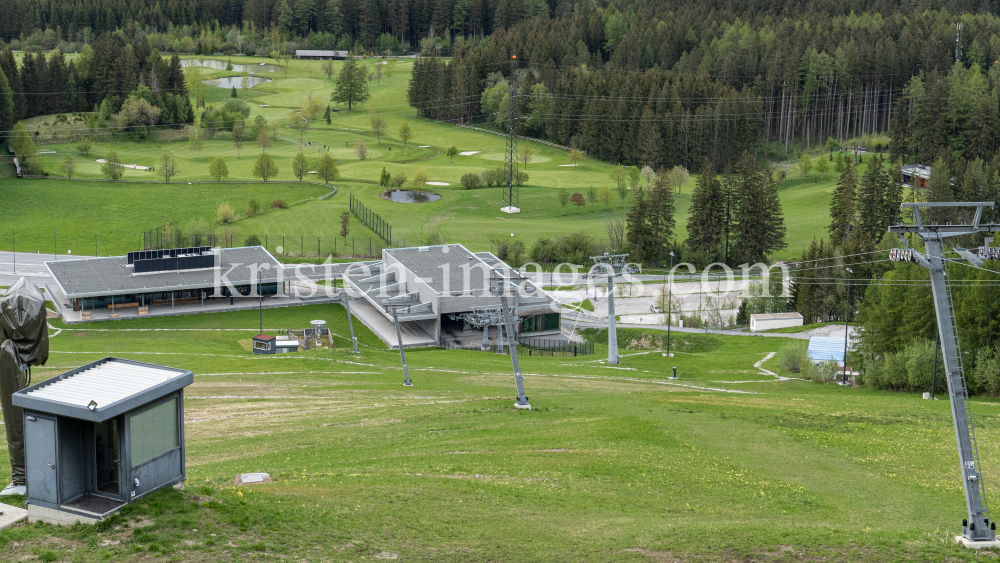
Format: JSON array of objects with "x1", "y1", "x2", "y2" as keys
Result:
[
  {"x1": 501, "y1": 55, "x2": 520, "y2": 214},
  {"x1": 889, "y1": 202, "x2": 999, "y2": 546}
]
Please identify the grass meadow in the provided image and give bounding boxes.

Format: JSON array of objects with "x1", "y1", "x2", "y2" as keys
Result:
[
  {"x1": 1, "y1": 54, "x2": 846, "y2": 261},
  {"x1": 0, "y1": 306, "x2": 992, "y2": 561}
]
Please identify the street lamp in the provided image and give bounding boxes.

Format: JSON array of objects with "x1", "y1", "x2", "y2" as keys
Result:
[
  {"x1": 842, "y1": 267, "x2": 853, "y2": 384},
  {"x1": 666, "y1": 251, "x2": 674, "y2": 356}
]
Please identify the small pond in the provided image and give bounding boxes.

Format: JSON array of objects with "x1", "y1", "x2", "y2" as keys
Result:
[
  {"x1": 204, "y1": 76, "x2": 272, "y2": 89},
  {"x1": 182, "y1": 59, "x2": 283, "y2": 73},
  {"x1": 382, "y1": 190, "x2": 442, "y2": 203}
]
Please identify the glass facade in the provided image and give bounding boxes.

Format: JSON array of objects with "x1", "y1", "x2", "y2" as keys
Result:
[
  {"x1": 522, "y1": 313, "x2": 560, "y2": 333},
  {"x1": 74, "y1": 283, "x2": 280, "y2": 311},
  {"x1": 130, "y1": 397, "x2": 179, "y2": 467}
]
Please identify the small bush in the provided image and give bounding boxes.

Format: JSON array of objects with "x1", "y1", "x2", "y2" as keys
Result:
[
  {"x1": 270, "y1": 199, "x2": 288, "y2": 209},
  {"x1": 391, "y1": 173, "x2": 407, "y2": 187},
  {"x1": 777, "y1": 341, "x2": 808, "y2": 373},
  {"x1": 217, "y1": 202, "x2": 235, "y2": 223},
  {"x1": 460, "y1": 173, "x2": 482, "y2": 189},
  {"x1": 246, "y1": 199, "x2": 261, "y2": 216},
  {"x1": 245, "y1": 234, "x2": 262, "y2": 246}
]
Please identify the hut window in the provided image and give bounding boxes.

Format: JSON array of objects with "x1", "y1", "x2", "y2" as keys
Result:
[{"x1": 130, "y1": 398, "x2": 179, "y2": 466}]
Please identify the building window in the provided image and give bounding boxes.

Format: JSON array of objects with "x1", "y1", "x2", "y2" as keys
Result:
[
  {"x1": 130, "y1": 397, "x2": 179, "y2": 467},
  {"x1": 253, "y1": 341, "x2": 269, "y2": 351}
]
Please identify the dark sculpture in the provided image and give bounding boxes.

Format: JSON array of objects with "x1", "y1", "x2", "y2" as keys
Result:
[{"x1": 0, "y1": 278, "x2": 49, "y2": 487}]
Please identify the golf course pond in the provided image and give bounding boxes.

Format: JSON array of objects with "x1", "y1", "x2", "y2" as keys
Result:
[{"x1": 381, "y1": 190, "x2": 442, "y2": 203}]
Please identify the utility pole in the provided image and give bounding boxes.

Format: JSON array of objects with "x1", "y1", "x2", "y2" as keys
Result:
[
  {"x1": 889, "y1": 201, "x2": 999, "y2": 546},
  {"x1": 842, "y1": 267, "x2": 852, "y2": 384},
  {"x1": 501, "y1": 55, "x2": 520, "y2": 214},
  {"x1": 11, "y1": 228, "x2": 14, "y2": 274},
  {"x1": 666, "y1": 252, "x2": 674, "y2": 357}
]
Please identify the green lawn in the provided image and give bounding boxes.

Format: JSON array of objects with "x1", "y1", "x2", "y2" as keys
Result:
[
  {"x1": 2, "y1": 54, "x2": 848, "y2": 262},
  {"x1": 0, "y1": 307, "x2": 992, "y2": 560}
]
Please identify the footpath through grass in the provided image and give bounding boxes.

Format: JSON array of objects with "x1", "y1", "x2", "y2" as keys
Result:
[{"x1": 0, "y1": 305, "x2": 995, "y2": 561}]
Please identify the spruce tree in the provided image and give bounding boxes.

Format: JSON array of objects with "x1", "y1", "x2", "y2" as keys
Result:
[
  {"x1": 686, "y1": 158, "x2": 724, "y2": 257},
  {"x1": 295, "y1": 0, "x2": 316, "y2": 35},
  {"x1": 884, "y1": 163, "x2": 905, "y2": 229},
  {"x1": 0, "y1": 68, "x2": 12, "y2": 144},
  {"x1": 277, "y1": 0, "x2": 296, "y2": 33},
  {"x1": 625, "y1": 186, "x2": 650, "y2": 261},
  {"x1": 645, "y1": 173, "x2": 676, "y2": 262},
  {"x1": 855, "y1": 154, "x2": 888, "y2": 244},
  {"x1": 331, "y1": 54, "x2": 370, "y2": 110},
  {"x1": 759, "y1": 166, "x2": 787, "y2": 260},
  {"x1": 730, "y1": 153, "x2": 785, "y2": 265},
  {"x1": 46, "y1": 49, "x2": 68, "y2": 115},
  {"x1": 927, "y1": 157, "x2": 953, "y2": 223},
  {"x1": 0, "y1": 48, "x2": 25, "y2": 122},
  {"x1": 829, "y1": 162, "x2": 858, "y2": 245}
]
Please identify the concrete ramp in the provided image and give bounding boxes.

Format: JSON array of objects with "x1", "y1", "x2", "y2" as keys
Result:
[{"x1": 347, "y1": 298, "x2": 437, "y2": 349}]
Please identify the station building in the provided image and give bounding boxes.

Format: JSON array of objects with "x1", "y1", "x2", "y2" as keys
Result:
[
  {"x1": 341, "y1": 243, "x2": 562, "y2": 348},
  {"x1": 45, "y1": 246, "x2": 289, "y2": 319}
]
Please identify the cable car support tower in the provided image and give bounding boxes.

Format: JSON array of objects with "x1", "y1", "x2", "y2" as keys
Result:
[{"x1": 889, "y1": 202, "x2": 999, "y2": 547}]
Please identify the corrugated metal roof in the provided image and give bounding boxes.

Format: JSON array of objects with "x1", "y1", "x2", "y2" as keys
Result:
[
  {"x1": 24, "y1": 360, "x2": 181, "y2": 409},
  {"x1": 808, "y1": 337, "x2": 846, "y2": 362}
]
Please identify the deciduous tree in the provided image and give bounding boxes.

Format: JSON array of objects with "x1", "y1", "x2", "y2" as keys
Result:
[
  {"x1": 158, "y1": 151, "x2": 178, "y2": 181},
  {"x1": 209, "y1": 156, "x2": 229, "y2": 181},
  {"x1": 253, "y1": 153, "x2": 278, "y2": 181},
  {"x1": 316, "y1": 153, "x2": 339, "y2": 184},
  {"x1": 292, "y1": 151, "x2": 310, "y2": 180}
]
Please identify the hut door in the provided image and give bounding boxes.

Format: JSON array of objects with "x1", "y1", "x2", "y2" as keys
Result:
[
  {"x1": 25, "y1": 416, "x2": 58, "y2": 504},
  {"x1": 95, "y1": 419, "x2": 120, "y2": 496}
]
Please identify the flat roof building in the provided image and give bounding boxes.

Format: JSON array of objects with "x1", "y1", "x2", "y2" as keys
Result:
[
  {"x1": 901, "y1": 164, "x2": 931, "y2": 189},
  {"x1": 44, "y1": 246, "x2": 315, "y2": 322},
  {"x1": 343, "y1": 243, "x2": 561, "y2": 348},
  {"x1": 749, "y1": 312, "x2": 803, "y2": 332},
  {"x1": 294, "y1": 50, "x2": 348, "y2": 59}
]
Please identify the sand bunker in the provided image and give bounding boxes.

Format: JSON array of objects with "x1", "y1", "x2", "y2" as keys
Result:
[
  {"x1": 426, "y1": 181, "x2": 450, "y2": 186},
  {"x1": 95, "y1": 159, "x2": 150, "y2": 170},
  {"x1": 459, "y1": 151, "x2": 480, "y2": 156}
]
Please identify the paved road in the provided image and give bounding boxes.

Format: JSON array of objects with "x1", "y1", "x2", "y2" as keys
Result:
[
  {"x1": 563, "y1": 319, "x2": 858, "y2": 342},
  {"x1": 0, "y1": 251, "x2": 95, "y2": 286}
]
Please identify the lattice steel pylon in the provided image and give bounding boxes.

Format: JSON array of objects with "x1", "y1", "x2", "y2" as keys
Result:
[
  {"x1": 590, "y1": 253, "x2": 630, "y2": 365},
  {"x1": 889, "y1": 202, "x2": 999, "y2": 546},
  {"x1": 501, "y1": 55, "x2": 520, "y2": 214}
]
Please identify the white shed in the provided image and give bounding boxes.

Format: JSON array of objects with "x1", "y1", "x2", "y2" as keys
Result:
[{"x1": 749, "y1": 312, "x2": 804, "y2": 332}]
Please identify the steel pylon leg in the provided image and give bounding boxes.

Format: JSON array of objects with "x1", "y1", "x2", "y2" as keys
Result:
[
  {"x1": 344, "y1": 298, "x2": 359, "y2": 353},
  {"x1": 499, "y1": 296, "x2": 530, "y2": 409},
  {"x1": 482, "y1": 324, "x2": 489, "y2": 351},
  {"x1": 393, "y1": 310, "x2": 412, "y2": 386},
  {"x1": 607, "y1": 273, "x2": 619, "y2": 365},
  {"x1": 925, "y1": 239, "x2": 993, "y2": 541}
]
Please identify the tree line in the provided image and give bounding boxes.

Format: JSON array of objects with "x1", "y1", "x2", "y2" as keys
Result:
[{"x1": 409, "y1": 7, "x2": 1000, "y2": 170}]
